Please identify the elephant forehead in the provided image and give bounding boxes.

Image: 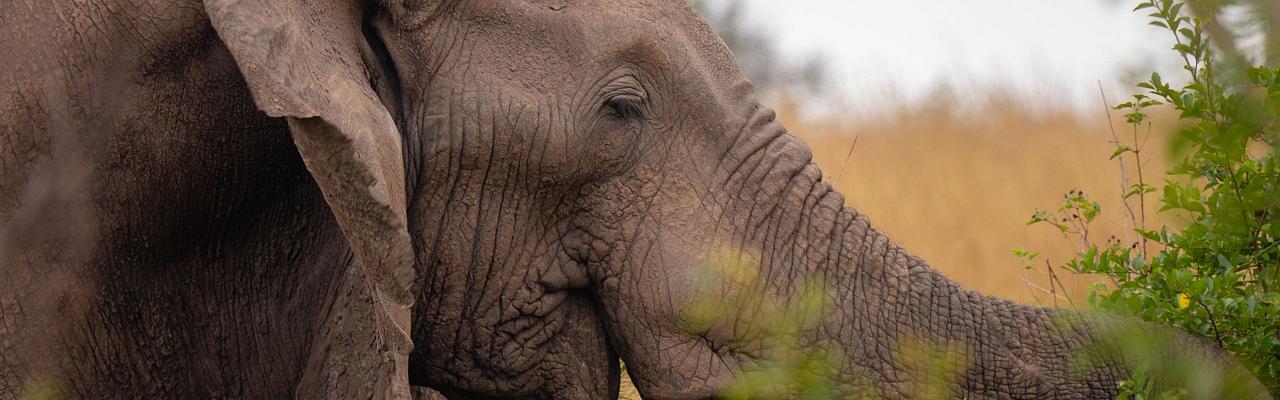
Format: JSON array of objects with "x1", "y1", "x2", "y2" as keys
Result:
[{"x1": 441, "y1": 0, "x2": 692, "y2": 74}]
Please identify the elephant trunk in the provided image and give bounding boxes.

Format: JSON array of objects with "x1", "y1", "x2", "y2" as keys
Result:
[
  {"x1": 739, "y1": 176, "x2": 1116, "y2": 397},
  {"x1": 714, "y1": 110, "x2": 1266, "y2": 398},
  {"x1": 790, "y1": 205, "x2": 1127, "y2": 398},
  {"x1": 799, "y1": 207, "x2": 1270, "y2": 398}
]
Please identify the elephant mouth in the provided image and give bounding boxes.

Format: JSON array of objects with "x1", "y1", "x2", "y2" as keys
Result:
[{"x1": 408, "y1": 289, "x2": 620, "y2": 400}]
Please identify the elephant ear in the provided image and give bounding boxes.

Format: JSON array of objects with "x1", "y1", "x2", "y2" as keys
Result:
[{"x1": 205, "y1": 0, "x2": 415, "y2": 398}]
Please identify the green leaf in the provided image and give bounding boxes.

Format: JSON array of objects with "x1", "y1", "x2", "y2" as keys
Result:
[
  {"x1": 1111, "y1": 145, "x2": 1135, "y2": 159},
  {"x1": 1178, "y1": 28, "x2": 1195, "y2": 40},
  {"x1": 1125, "y1": 183, "x2": 1156, "y2": 200}
]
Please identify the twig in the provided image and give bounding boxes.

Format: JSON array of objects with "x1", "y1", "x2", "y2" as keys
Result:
[
  {"x1": 1046, "y1": 260, "x2": 1057, "y2": 308},
  {"x1": 1133, "y1": 113, "x2": 1150, "y2": 260},
  {"x1": 1198, "y1": 301, "x2": 1227, "y2": 349},
  {"x1": 1045, "y1": 259, "x2": 1075, "y2": 308},
  {"x1": 833, "y1": 132, "x2": 861, "y2": 190},
  {"x1": 1018, "y1": 273, "x2": 1048, "y2": 305},
  {"x1": 1075, "y1": 209, "x2": 1091, "y2": 250},
  {"x1": 1019, "y1": 259, "x2": 1073, "y2": 307},
  {"x1": 1098, "y1": 81, "x2": 1139, "y2": 256}
]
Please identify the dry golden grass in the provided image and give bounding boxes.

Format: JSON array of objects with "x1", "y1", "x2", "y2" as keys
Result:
[
  {"x1": 777, "y1": 93, "x2": 1172, "y2": 304},
  {"x1": 618, "y1": 374, "x2": 642, "y2": 400}
]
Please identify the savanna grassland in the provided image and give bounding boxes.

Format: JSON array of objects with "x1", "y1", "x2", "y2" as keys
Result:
[{"x1": 777, "y1": 94, "x2": 1171, "y2": 304}]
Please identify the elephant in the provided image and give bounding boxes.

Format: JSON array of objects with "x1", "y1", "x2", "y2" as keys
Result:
[{"x1": 0, "y1": 0, "x2": 1271, "y2": 399}]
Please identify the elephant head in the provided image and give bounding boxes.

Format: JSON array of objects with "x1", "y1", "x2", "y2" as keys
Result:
[
  {"x1": 205, "y1": 0, "x2": 1270, "y2": 399},
  {"x1": 204, "y1": 0, "x2": 707, "y2": 397},
  {"x1": 210, "y1": 0, "x2": 790, "y2": 397},
  {"x1": 367, "y1": 1, "x2": 833, "y2": 397}
]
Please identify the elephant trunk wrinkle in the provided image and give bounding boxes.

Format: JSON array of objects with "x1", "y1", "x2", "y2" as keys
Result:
[{"x1": 726, "y1": 151, "x2": 1141, "y2": 398}]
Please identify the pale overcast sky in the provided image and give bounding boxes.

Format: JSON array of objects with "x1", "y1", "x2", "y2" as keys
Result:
[{"x1": 700, "y1": 0, "x2": 1184, "y2": 115}]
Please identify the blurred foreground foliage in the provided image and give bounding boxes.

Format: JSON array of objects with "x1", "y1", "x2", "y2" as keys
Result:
[
  {"x1": 680, "y1": 246, "x2": 972, "y2": 399},
  {"x1": 1025, "y1": 0, "x2": 1280, "y2": 396},
  {"x1": 681, "y1": 246, "x2": 843, "y2": 399}
]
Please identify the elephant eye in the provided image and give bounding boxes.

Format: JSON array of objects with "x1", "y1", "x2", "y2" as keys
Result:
[{"x1": 603, "y1": 94, "x2": 646, "y2": 121}]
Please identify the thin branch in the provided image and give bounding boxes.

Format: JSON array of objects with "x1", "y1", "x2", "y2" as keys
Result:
[
  {"x1": 1099, "y1": 82, "x2": 1139, "y2": 252},
  {"x1": 1133, "y1": 115, "x2": 1150, "y2": 260},
  {"x1": 1047, "y1": 259, "x2": 1058, "y2": 308},
  {"x1": 1045, "y1": 259, "x2": 1076, "y2": 308},
  {"x1": 1019, "y1": 265, "x2": 1073, "y2": 307},
  {"x1": 1198, "y1": 301, "x2": 1228, "y2": 348},
  {"x1": 1018, "y1": 273, "x2": 1048, "y2": 306},
  {"x1": 833, "y1": 132, "x2": 861, "y2": 190}
]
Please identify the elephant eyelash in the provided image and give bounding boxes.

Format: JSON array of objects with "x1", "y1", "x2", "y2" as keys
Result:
[{"x1": 603, "y1": 94, "x2": 646, "y2": 120}]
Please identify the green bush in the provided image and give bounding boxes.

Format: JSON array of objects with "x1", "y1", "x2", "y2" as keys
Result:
[{"x1": 1024, "y1": 0, "x2": 1280, "y2": 396}]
